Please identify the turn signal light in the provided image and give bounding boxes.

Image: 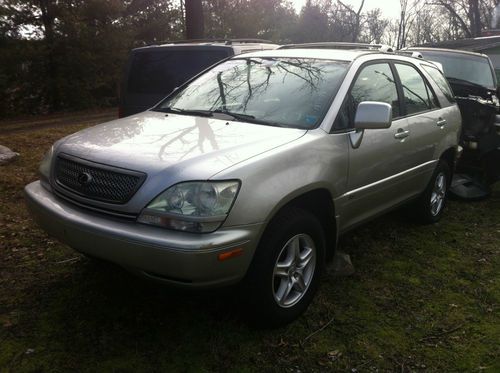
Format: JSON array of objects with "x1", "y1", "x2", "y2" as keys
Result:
[{"x1": 218, "y1": 248, "x2": 243, "y2": 261}]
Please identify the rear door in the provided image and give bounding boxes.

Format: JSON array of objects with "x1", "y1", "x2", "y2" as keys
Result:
[
  {"x1": 394, "y1": 62, "x2": 443, "y2": 165},
  {"x1": 393, "y1": 62, "x2": 449, "y2": 192}
]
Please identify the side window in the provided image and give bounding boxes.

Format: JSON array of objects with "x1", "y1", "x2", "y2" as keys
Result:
[
  {"x1": 351, "y1": 63, "x2": 400, "y2": 118},
  {"x1": 333, "y1": 63, "x2": 399, "y2": 130},
  {"x1": 395, "y1": 63, "x2": 433, "y2": 115},
  {"x1": 422, "y1": 64, "x2": 456, "y2": 103}
]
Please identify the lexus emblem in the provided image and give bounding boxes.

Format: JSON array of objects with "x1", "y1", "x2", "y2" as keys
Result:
[{"x1": 77, "y1": 172, "x2": 93, "y2": 185}]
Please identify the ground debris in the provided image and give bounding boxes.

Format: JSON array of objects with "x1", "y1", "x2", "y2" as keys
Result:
[
  {"x1": 0, "y1": 145, "x2": 20, "y2": 165},
  {"x1": 301, "y1": 317, "x2": 335, "y2": 345},
  {"x1": 331, "y1": 251, "x2": 355, "y2": 276},
  {"x1": 420, "y1": 324, "x2": 464, "y2": 342},
  {"x1": 327, "y1": 349, "x2": 342, "y2": 362},
  {"x1": 54, "y1": 257, "x2": 81, "y2": 264}
]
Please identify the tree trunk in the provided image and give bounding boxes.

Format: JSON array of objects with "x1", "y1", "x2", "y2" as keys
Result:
[
  {"x1": 185, "y1": 0, "x2": 204, "y2": 39},
  {"x1": 469, "y1": 0, "x2": 481, "y2": 37},
  {"x1": 38, "y1": 0, "x2": 58, "y2": 111}
]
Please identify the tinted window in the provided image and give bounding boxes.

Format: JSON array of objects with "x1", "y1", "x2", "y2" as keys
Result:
[
  {"x1": 395, "y1": 64, "x2": 432, "y2": 115},
  {"x1": 128, "y1": 49, "x2": 230, "y2": 94},
  {"x1": 422, "y1": 64, "x2": 456, "y2": 103},
  {"x1": 157, "y1": 58, "x2": 348, "y2": 129},
  {"x1": 333, "y1": 63, "x2": 399, "y2": 130},
  {"x1": 417, "y1": 50, "x2": 496, "y2": 89}
]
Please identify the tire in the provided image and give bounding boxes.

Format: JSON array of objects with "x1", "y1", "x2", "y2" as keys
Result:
[
  {"x1": 414, "y1": 160, "x2": 451, "y2": 224},
  {"x1": 242, "y1": 207, "x2": 325, "y2": 327}
]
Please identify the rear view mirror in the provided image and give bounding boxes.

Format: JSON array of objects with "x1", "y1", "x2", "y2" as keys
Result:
[{"x1": 354, "y1": 101, "x2": 392, "y2": 130}]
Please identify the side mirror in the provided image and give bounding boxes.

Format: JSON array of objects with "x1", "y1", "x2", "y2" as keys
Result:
[{"x1": 354, "y1": 101, "x2": 392, "y2": 130}]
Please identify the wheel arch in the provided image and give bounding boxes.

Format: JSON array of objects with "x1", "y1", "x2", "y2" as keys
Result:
[
  {"x1": 439, "y1": 146, "x2": 458, "y2": 184},
  {"x1": 258, "y1": 188, "x2": 337, "y2": 262}
]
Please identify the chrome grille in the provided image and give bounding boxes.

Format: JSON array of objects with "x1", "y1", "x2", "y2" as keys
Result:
[{"x1": 54, "y1": 154, "x2": 146, "y2": 204}]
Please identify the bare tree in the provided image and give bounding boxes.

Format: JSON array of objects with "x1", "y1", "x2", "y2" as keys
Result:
[
  {"x1": 364, "y1": 9, "x2": 388, "y2": 44},
  {"x1": 428, "y1": 0, "x2": 498, "y2": 37},
  {"x1": 397, "y1": 0, "x2": 421, "y2": 49},
  {"x1": 383, "y1": 19, "x2": 401, "y2": 47},
  {"x1": 337, "y1": 0, "x2": 365, "y2": 42}
]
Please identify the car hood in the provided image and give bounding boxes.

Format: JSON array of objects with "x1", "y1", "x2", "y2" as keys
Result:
[{"x1": 57, "y1": 110, "x2": 307, "y2": 180}]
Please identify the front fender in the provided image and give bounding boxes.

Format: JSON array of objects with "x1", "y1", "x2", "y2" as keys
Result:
[{"x1": 213, "y1": 130, "x2": 349, "y2": 228}]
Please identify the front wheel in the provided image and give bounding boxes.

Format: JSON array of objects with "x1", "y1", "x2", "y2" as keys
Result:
[
  {"x1": 243, "y1": 207, "x2": 325, "y2": 327},
  {"x1": 414, "y1": 160, "x2": 451, "y2": 224}
]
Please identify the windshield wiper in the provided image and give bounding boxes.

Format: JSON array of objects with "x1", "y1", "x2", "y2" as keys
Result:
[
  {"x1": 212, "y1": 109, "x2": 255, "y2": 121},
  {"x1": 154, "y1": 107, "x2": 213, "y2": 117},
  {"x1": 211, "y1": 109, "x2": 286, "y2": 127},
  {"x1": 155, "y1": 107, "x2": 286, "y2": 127}
]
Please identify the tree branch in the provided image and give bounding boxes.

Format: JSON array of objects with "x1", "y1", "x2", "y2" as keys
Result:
[{"x1": 428, "y1": 0, "x2": 472, "y2": 37}]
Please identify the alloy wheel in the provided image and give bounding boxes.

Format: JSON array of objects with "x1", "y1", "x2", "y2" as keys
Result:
[
  {"x1": 430, "y1": 172, "x2": 446, "y2": 216},
  {"x1": 272, "y1": 234, "x2": 316, "y2": 308}
]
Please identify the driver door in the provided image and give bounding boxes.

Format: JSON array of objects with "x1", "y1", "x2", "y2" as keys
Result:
[{"x1": 338, "y1": 62, "x2": 414, "y2": 230}]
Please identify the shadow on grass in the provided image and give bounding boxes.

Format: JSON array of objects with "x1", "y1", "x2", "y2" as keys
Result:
[
  {"x1": 4, "y1": 209, "x2": 408, "y2": 371},
  {"x1": 5, "y1": 257, "x2": 263, "y2": 371},
  {"x1": 3, "y1": 191, "x2": 499, "y2": 372}
]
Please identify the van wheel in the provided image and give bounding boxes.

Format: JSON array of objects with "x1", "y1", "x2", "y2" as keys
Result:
[
  {"x1": 243, "y1": 207, "x2": 325, "y2": 327},
  {"x1": 414, "y1": 160, "x2": 451, "y2": 224}
]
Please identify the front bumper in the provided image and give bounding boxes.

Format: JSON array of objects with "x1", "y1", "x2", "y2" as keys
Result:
[{"x1": 24, "y1": 181, "x2": 262, "y2": 288}]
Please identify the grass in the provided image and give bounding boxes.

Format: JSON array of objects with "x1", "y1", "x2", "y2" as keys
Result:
[{"x1": 0, "y1": 113, "x2": 499, "y2": 372}]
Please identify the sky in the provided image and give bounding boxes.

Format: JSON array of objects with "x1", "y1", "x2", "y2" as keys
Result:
[{"x1": 290, "y1": 0, "x2": 402, "y2": 20}]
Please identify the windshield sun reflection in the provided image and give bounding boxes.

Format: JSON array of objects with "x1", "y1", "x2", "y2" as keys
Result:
[{"x1": 155, "y1": 57, "x2": 349, "y2": 129}]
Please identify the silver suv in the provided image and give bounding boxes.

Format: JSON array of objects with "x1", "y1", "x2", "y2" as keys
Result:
[{"x1": 25, "y1": 44, "x2": 461, "y2": 326}]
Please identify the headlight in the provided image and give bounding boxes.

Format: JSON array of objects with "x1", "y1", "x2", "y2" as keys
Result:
[
  {"x1": 39, "y1": 145, "x2": 54, "y2": 181},
  {"x1": 137, "y1": 181, "x2": 240, "y2": 233}
]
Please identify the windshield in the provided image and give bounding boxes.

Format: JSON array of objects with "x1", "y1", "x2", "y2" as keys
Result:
[
  {"x1": 418, "y1": 51, "x2": 496, "y2": 89},
  {"x1": 127, "y1": 48, "x2": 231, "y2": 94},
  {"x1": 155, "y1": 57, "x2": 349, "y2": 129}
]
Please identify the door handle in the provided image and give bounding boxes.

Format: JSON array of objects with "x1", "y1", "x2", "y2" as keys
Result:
[
  {"x1": 437, "y1": 118, "x2": 447, "y2": 127},
  {"x1": 394, "y1": 129, "x2": 410, "y2": 139}
]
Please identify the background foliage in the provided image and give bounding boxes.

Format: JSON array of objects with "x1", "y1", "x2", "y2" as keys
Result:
[{"x1": 0, "y1": 0, "x2": 499, "y2": 117}]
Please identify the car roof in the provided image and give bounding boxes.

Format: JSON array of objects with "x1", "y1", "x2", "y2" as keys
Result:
[
  {"x1": 406, "y1": 47, "x2": 489, "y2": 59},
  {"x1": 232, "y1": 48, "x2": 377, "y2": 62}
]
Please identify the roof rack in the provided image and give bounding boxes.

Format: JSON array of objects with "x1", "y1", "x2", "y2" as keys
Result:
[
  {"x1": 148, "y1": 38, "x2": 274, "y2": 46},
  {"x1": 395, "y1": 50, "x2": 424, "y2": 59},
  {"x1": 278, "y1": 42, "x2": 395, "y2": 52}
]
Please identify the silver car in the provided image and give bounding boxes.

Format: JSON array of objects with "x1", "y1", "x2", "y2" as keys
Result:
[{"x1": 25, "y1": 45, "x2": 461, "y2": 326}]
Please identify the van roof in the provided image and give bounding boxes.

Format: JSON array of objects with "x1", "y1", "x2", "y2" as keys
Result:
[{"x1": 133, "y1": 39, "x2": 279, "y2": 51}]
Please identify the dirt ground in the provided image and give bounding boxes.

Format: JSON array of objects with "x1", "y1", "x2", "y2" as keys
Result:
[{"x1": 0, "y1": 108, "x2": 118, "y2": 135}]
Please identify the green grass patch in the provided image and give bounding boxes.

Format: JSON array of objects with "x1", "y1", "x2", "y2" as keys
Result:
[{"x1": 1, "y1": 114, "x2": 499, "y2": 372}]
